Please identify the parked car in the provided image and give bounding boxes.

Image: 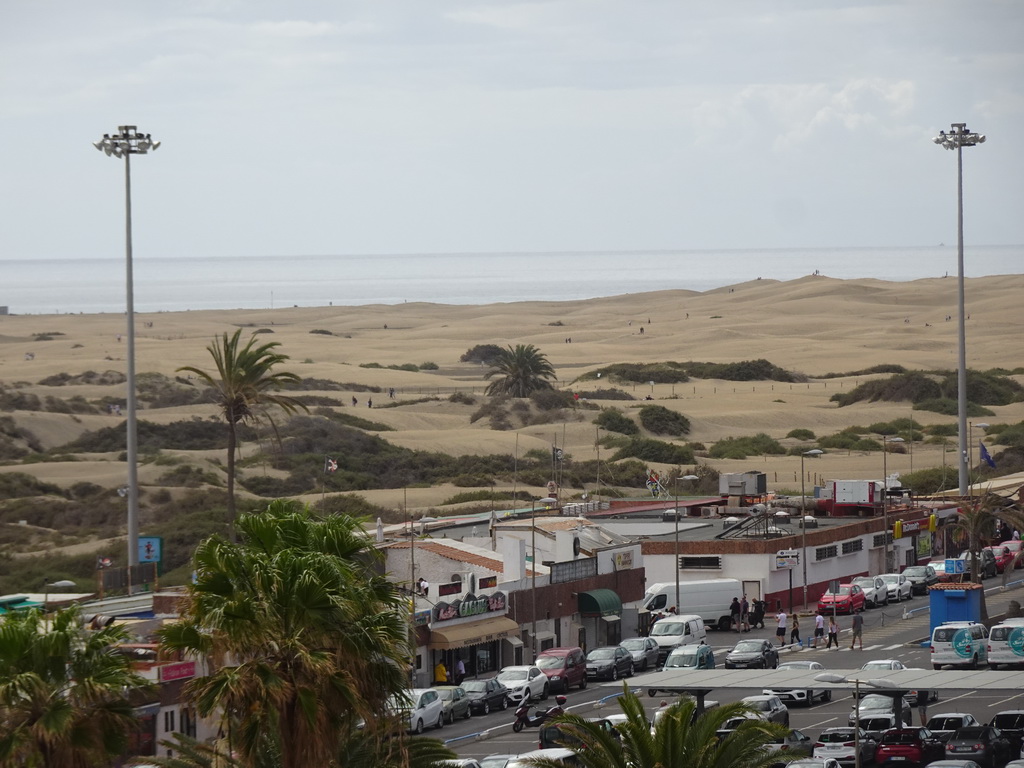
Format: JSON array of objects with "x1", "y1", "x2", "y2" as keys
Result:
[
  {"x1": 435, "y1": 685, "x2": 472, "y2": 723},
  {"x1": 988, "y1": 545, "x2": 1016, "y2": 574},
  {"x1": 621, "y1": 636, "x2": 660, "y2": 672},
  {"x1": 817, "y1": 584, "x2": 866, "y2": 615},
  {"x1": 740, "y1": 694, "x2": 790, "y2": 726},
  {"x1": 931, "y1": 621, "x2": 989, "y2": 669},
  {"x1": 536, "y1": 646, "x2": 588, "y2": 692},
  {"x1": 506, "y1": 748, "x2": 580, "y2": 768},
  {"x1": 585, "y1": 646, "x2": 634, "y2": 681},
  {"x1": 874, "y1": 727, "x2": 945, "y2": 766},
  {"x1": 861, "y1": 659, "x2": 907, "y2": 672},
  {"x1": 389, "y1": 688, "x2": 445, "y2": 734},
  {"x1": 904, "y1": 564, "x2": 940, "y2": 594},
  {"x1": 440, "y1": 761, "x2": 484, "y2": 768},
  {"x1": 784, "y1": 760, "x2": 841, "y2": 768},
  {"x1": 881, "y1": 573, "x2": 914, "y2": 602},
  {"x1": 989, "y1": 711, "x2": 1024, "y2": 756},
  {"x1": 924, "y1": 761, "x2": 983, "y2": 768},
  {"x1": 852, "y1": 576, "x2": 890, "y2": 608},
  {"x1": 932, "y1": 560, "x2": 959, "y2": 583},
  {"x1": 849, "y1": 694, "x2": 912, "y2": 727},
  {"x1": 1001, "y1": 540, "x2": 1024, "y2": 570},
  {"x1": 946, "y1": 726, "x2": 1014, "y2": 767},
  {"x1": 766, "y1": 728, "x2": 812, "y2": 765},
  {"x1": 814, "y1": 727, "x2": 877, "y2": 766},
  {"x1": 462, "y1": 678, "x2": 510, "y2": 714},
  {"x1": 725, "y1": 639, "x2": 779, "y2": 669},
  {"x1": 928, "y1": 714, "x2": 983, "y2": 743},
  {"x1": 496, "y1": 665, "x2": 548, "y2": 704},
  {"x1": 480, "y1": 756, "x2": 518, "y2": 768},
  {"x1": 541, "y1": 717, "x2": 621, "y2": 750},
  {"x1": 662, "y1": 643, "x2": 716, "y2": 670},
  {"x1": 762, "y1": 659, "x2": 829, "y2": 706},
  {"x1": 960, "y1": 549, "x2": 998, "y2": 579}
]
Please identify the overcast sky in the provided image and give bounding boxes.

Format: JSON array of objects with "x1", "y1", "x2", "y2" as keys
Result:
[{"x1": 2, "y1": 1, "x2": 1022, "y2": 261}]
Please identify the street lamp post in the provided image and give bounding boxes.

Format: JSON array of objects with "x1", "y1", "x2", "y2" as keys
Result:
[
  {"x1": 933, "y1": 123, "x2": 985, "y2": 497},
  {"x1": 674, "y1": 475, "x2": 700, "y2": 611},
  {"x1": 815, "y1": 674, "x2": 897, "y2": 768},
  {"x1": 801, "y1": 449, "x2": 823, "y2": 609},
  {"x1": 94, "y1": 127, "x2": 160, "y2": 578},
  {"x1": 882, "y1": 436, "x2": 904, "y2": 572},
  {"x1": 532, "y1": 496, "x2": 557, "y2": 661}
]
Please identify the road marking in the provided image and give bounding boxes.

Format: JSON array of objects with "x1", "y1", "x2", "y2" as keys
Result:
[{"x1": 884, "y1": 644, "x2": 903, "y2": 650}]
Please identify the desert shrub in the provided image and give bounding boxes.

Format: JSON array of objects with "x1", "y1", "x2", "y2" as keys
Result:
[
  {"x1": 993, "y1": 423, "x2": 1024, "y2": 449},
  {"x1": 786, "y1": 429, "x2": 816, "y2": 440},
  {"x1": 584, "y1": 362, "x2": 690, "y2": 384},
  {"x1": 575, "y1": 388, "x2": 634, "y2": 401},
  {"x1": 58, "y1": 417, "x2": 233, "y2": 453},
  {"x1": 820, "y1": 364, "x2": 908, "y2": 379},
  {"x1": 530, "y1": 389, "x2": 575, "y2": 411},
  {"x1": 489, "y1": 412, "x2": 513, "y2": 430},
  {"x1": 460, "y1": 344, "x2": 505, "y2": 365},
  {"x1": 594, "y1": 409, "x2": 640, "y2": 436},
  {"x1": 818, "y1": 431, "x2": 882, "y2": 452},
  {"x1": 309, "y1": 329, "x2": 333, "y2": 335},
  {"x1": 914, "y1": 398, "x2": 994, "y2": 417},
  {"x1": 420, "y1": 362, "x2": 439, "y2": 370},
  {"x1": 610, "y1": 438, "x2": 694, "y2": 464},
  {"x1": 638, "y1": 405, "x2": 690, "y2": 436},
  {"x1": 451, "y1": 474, "x2": 491, "y2": 487},
  {"x1": 831, "y1": 372, "x2": 942, "y2": 407},
  {"x1": 708, "y1": 433, "x2": 786, "y2": 459},
  {"x1": 448, "y1": 392, "x2": 477, "y2": 405},
  {"x1": 686, "y1": 358, "x2": 802, "y2": 382},
  {"x1": 0, "y1": 389, "x2": 43, "y2": 412},
  {"x1": 0, "y1": 472, "x2": 66, "y2": 499},
  {"x1": 925, "y1": 423, "x2": 958, "y2": 437},
  {"x1": 253, "y1": 328, "x2": 274, "y2": 334},
  {"x1": 470, "y1": 397, "x2": 509, "y2": 425},
  {"x1": 900, "y1": 467, "x2": 960, "y2": 495},
  {"x1": 157, "y1": 465, "x2": 221, "y2": 487}
]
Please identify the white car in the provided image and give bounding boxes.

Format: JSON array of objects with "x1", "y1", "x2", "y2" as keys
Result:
[
  {"x1": 763, "y1": 660, "x2": 830, "y2": 706},
  {"x1": 496, "y1": 665, "x2": 549, "y2": 704},
  {"x1": 880, "y1": 573, "x2": 913, "y2": 602},
  {"x1": 389, "y1": 688, "x2": 445, "y2": 734},
  {"x1": 814, "y1": 726, "x2": 877, "y2": 766},
  {"x1": 852, "y1": 576, "x2": 889, "y2": 608}
]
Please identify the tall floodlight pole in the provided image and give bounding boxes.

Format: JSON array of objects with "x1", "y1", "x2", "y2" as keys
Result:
[
  {"x1": 933, "y1": 123, "x2": 985, "y2": 497},
  {"x1": 94, "y1": 127, "x2": 160, "y2": 578},
  {"x1": 882, "y1": 436, "x2": 904, "y2": 571},
  {"x1": 674, "y1": 475, "x2": 699, "y2": 611},
  {"x1": 801, "y1": 449, "x2": 823, "y2": 608}
]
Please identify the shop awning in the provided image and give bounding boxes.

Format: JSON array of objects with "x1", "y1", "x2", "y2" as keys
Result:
[
  {"x1": 578, "y1": 588, "x2": 622, "y2": 618},
  {"x1": 428, "y1": 616, "x2": 520, "y2": 650}
]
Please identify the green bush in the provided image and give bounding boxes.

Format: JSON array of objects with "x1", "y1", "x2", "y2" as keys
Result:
[
  {"x1": 638, "y1": 405, "x2": 690, "y2": 436},
  {"x1": 708, "y1": 433, "x2": 786, "y2": 459},
  {"x1": 786, "y1": 429, "x2": 816, "y2": 440},
  {"x1": 610, "y1": 438, "x2": 694, "y2": 464},
  {"x1": 419, "y1": 362, "x2": 439, "y2": 370},
  {"x1": 914, "y1": 399, "x2": 994, "y2": 417},
  {"x1": 925, "y1": 423, "x2": 958, "y2": 437},
  {"x1": 594, "y1": 409, "x2": 640, "y2": 436},
  {"x1": 448, "y1": 392, "x2": 477, "y2": 405},
  {"x1": 460, "y1": 345, "x2": 505, "y2": 365},
  {"x1": 530, "y1": 389, "x2": 576, "y2": 411},
  {"x1": 575, "y1": 388, "x2": 634, "y2": 401}
]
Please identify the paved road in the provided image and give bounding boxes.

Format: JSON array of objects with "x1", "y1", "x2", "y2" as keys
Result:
[{"x1": 443, "y1": 581, "x2": 1024, "y2": 761}]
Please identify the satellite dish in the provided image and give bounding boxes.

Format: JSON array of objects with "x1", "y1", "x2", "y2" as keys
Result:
[{"x1": 573, "y1": 536, "x2": 581, "y2": 557}]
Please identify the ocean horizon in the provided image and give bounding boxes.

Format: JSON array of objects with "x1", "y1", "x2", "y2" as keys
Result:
[{"x1": 3, "y1": 245, "x2": 1021, "y2": 316}]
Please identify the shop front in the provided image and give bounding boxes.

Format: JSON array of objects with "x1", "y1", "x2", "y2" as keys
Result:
[
  {"x1": 577, "y1": 588, "x2": 623, "y2": 651},
  {"x1": 427, "y1": 591, "x2": 520, "y2": 684}
]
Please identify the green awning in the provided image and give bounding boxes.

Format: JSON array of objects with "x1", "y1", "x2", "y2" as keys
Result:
[{"x1": 578, "y1": 588, "x2": 622, "y2": 618}]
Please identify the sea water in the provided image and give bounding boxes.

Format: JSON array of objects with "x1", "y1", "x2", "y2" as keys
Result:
[{"x1": 1, "y1": 245, "x2": 1020, "y2": 315}]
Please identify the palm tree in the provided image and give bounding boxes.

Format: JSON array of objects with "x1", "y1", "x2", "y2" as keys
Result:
[
  {"x1": 484, "y1": 344, "x2": 556, "y2": 397},
  {"x1": 178, "y1": 330, "x2": 306, "y2": 536},
  {"x1": 525, "y1": 687, "x2": 790, "y2": 768},
  {"x1": 159, "y1": 500, "x2": 413, "y2": 768},
  {"x1": 0, "y1": 604, "x2": 152, "y2": 768}
]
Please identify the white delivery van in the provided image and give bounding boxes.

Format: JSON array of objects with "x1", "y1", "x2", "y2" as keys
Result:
[
  {"x1": 641, "y1": 579, "x2": 742, "y2": 631},
  {"x1": 648, "y1": 614, "x2": 707, "y2": 664},
  {"x1": 930, "y1": 620, "x2": 989, "y2": 669},
  {"x1": 987, "y1": 618, "x2": 1024, "y2": 670}
]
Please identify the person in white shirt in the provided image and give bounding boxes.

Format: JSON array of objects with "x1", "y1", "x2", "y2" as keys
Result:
[
  {"x1": 775, "y1": 610, "x2": 787, "y2": 646},
  {"x1": 813, "y1": 611, "x2": 825, "y2": 649}
]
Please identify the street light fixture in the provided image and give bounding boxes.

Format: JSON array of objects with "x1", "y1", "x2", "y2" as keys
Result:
[
  {"x1": 933, "y1": 123, "x2": 985, "y2": 497},
  {"x1": 800, "y1": 449, "x2": 823, "y2": 609},
  {"x1": 94, "y1": 126, "x2": 160, "y2": 579},
  {"x1": 815, "y1": 674, "x2": 897, "y2": 768},
  {"x1": 882, "y1": 436, "x2": 904, "y2": 572},
  {"x1": 674, "y1": 475, "x2": 700, "y2": 611}
]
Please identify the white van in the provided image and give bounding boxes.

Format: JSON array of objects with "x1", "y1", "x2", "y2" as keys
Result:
[
  {"x1": 930, "y1": 620, "x2": 989, "y2": 669},
  {"x1": 507, "y1": 747, "x2": 580, "y2": 767},
  {"x1": 648, "y1": 614, "x2": 707, "y2": 664},
  {"x1": 641, "y1": 578, "x2": 742, "y2": 631},
  {"x1": 987, "y1": 618, "x2": 1024, "y2": 669}
]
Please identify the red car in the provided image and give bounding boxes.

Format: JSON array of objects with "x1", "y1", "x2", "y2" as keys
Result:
[
  {"x1": 874, "y1": 727, "x2": 946, "y2": 766},
  {"x1": 987, "y1": 545, "x2": 1015, "y2": 574},
  {"x1": 816, "y1": 584, "x2": 866, "y2": 615}
]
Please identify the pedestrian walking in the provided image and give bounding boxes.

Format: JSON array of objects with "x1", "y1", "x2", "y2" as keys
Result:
[
  {"x1": 775, "y1": 609, "x2": 788, "y2": 647},
  {"x1": 740, "y1": 595, "x2": 750, "y2": 632},
  {"x1": 813, "y1": 611, "x2": 825, "y2": 649},
  {"x1": 790, "y1": 614, "x2": 801, "y2": 647},
  {"x1": 730, "y1": 597, "x2": 741, "y2": 633},
  {"x1": 826, "y1": 615, "x2": 839, "y2": 649},
  {"x1": 454, "y1": 655, "x2": 466, "y2": 686},
  {"x1": 850, "y1": 608, "x2": 864, "y2": 650},
  {"x1": 916, "y1": 689, "x2": 929, "y2": 725}
]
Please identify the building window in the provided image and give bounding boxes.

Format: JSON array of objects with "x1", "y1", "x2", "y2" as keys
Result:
[
  {"x1": 679, "y1": 556, "x2": 721, "y2": 570},
  {"x1": 163, "y1": 709, "x2": 175, "y2": 734},
  {"x1": 841, "y1": 540, "x2": 864, "y2": 555},
  {"x1": 872, "y1": 532, "x2": 893, "y2": 549},
  {"x1": 180, "y1": 707, "x2": 197, "y2": 738},
  {"x1": 815, "y1": 545, "x2": 838, "y2": 561}
]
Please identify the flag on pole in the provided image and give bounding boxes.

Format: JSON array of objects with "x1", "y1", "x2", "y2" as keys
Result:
[
  {"x1": 980, "y1": 441, "x2": 996, "y2": 469},
  {"x1": 325, "y1": 457, "x2": 338, "y2": 473}
]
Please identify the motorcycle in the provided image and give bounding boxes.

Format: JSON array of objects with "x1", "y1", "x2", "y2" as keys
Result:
[{"x1": 512, "y1": 695, "x2": 566, "y2": 732}]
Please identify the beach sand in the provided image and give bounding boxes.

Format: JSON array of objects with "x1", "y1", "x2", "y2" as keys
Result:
[{"x1": 2, "y1": 273, "x2": 1023, "y2": 514}]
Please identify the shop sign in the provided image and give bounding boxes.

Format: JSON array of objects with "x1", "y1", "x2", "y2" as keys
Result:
[
  {"x1": 437, "y1": 581, "x2": 462, "y2": 597},
  {"x1": 614, "y1": 551, "x2": 633, "y2": 569},
  {"x1": 902, "y1": 520, "x2": 922, "y2": 534},
  {"x1": 413, "y1": 609, "x2": 432, "y2": 627},
  {"x1": 158, "y1": 661, "x2": 196, "y2": 682},
  {"x1": 433, "y1": 591, "x2": 507, "y2": 622},
  {"x1": 916, "y1": 531, "x2": 932, "y2": 559},
  {"x1": 479, "y1": 575, "x2": 497, "y2": 589}
]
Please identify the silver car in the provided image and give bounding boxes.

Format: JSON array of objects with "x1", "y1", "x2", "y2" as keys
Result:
[
  {"x1": 852, "y1": 576, "x2": 889, "y2": 608},
  {"x1": 880, "y1": 573, "x2": 913, "y2": 602},
  {"x1": 621, "y1": 636, "x2": 660, "y2": 672}
]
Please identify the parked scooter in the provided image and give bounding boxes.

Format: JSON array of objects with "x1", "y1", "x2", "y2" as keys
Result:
[{"x1": 512, "y1": 695, "x2": 567, "y2": 732}]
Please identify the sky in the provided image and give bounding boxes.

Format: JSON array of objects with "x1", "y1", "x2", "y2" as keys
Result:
[{"x1": 1, "y1": 1, "x2": 1022, "y2": 261}]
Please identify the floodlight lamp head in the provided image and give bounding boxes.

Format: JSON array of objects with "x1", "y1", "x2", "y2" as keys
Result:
[
  {"x1": 93, "y1": 142, "x2": 103, "y2": 151},
  {"x1": 978, "y1": 135, "x2": 986, "y2": 143}
]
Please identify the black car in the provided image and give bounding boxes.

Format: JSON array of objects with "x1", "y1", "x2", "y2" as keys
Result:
[
  {"x1": 903, "y1": 565, "x2": 940, "y2": 595},
  {"x1": 585, "y1": 646, "x2": 634, "y2": 681},
  {"x1": 724, "y1": 639, "x2": 779, "y2": 669},
  {"x1": 462, "y1": 678, "x2": 509, "y2": 715},
  {"x1": 990, "y1": 711, "x2": 1024, "y2": 756},
  {"x1": 946, "y1": 726, "x2": 1014, "y2": 768}
]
